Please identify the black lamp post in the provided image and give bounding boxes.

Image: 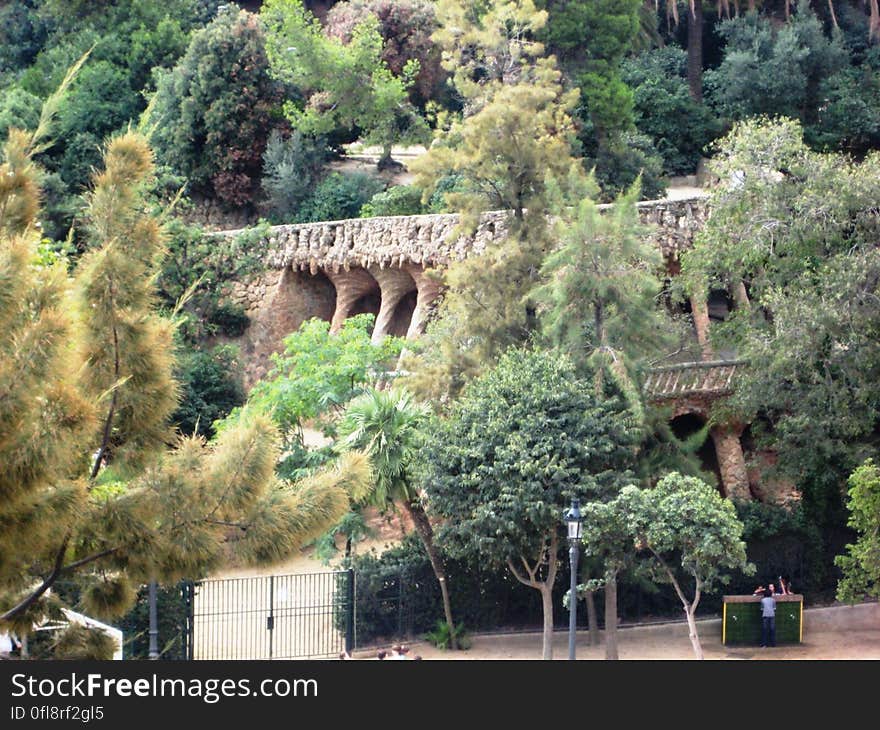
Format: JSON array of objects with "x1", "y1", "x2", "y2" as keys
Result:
[
  {"x1": 148, "y1": 580, "x2": 159, "y2": 660},
  {"x1": 564, "y1": 498, "x2": 584, "y2": 661}
]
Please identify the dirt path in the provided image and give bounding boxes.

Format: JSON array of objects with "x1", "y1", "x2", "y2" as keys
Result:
[
  {"x1": 351, "y1": 606, "x2": 880, "y2": 661},
  {"x1": 353, "y1": 626, "x2": 880, "y2": 661}
]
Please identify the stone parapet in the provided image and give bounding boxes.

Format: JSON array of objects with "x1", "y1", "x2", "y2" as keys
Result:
[{"x1": 215, "y1": 196, "x2": 708, "y2": 274}]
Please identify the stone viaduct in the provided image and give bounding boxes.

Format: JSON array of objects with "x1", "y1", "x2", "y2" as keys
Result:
[{"x1": 219, "y1": 194, "x2": 775, "y2": 503}]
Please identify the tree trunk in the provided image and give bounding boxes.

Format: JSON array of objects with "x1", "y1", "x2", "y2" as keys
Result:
[
  {"x1": 402, "y1": 500, "x2": 458, "y2": 650},
  {"x1": 687, "y1": 3, "x2": 703, "y2": 102},
  {"x1": 541, "y1": 583, "x2": 555, "y2": 661},
  {"x1": 685, "y1": 606, "x2": 704, "y2": 659},
  {"x1": 604, "y1": 572, "x2": 619, "y2": 660},
  {"x1": 586, "y1": 589, "x2": 599, "y2": 646}
]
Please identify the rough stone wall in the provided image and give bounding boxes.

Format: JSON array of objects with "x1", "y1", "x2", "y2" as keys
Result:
[{"x1": 229, "y1": 268, "x2": 336, "y2": 385}]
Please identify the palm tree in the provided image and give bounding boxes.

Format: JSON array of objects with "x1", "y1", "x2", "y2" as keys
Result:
[{"x1": 338, "y1": 388, "x2": 459, "y2": 649}]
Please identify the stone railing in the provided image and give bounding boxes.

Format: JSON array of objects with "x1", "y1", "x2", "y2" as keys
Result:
[
  {"x1": 216, "y1": 195, "x2": 709, "y2": 274},
  {"x1": 644, "y1": 359, "x2": 745, "y2": 400}
]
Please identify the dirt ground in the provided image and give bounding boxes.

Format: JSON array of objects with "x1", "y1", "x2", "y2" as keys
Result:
[
  {"x1": 213, "y1": 530, "x2": 880, "y2": 661},
  {"x1": 349, "y1": 624, "x2": 880, "y2": 661}
]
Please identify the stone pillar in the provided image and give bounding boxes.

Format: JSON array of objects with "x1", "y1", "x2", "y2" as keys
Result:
[
  {"x1": 403, "y1": 264, "x2": 443, "y2": 340},
  {"x1": 711, "y1": 424, "x2": 751, "y2": 502},
  {"x1": 368, "y1": 266, "x2": 417, "y2": 344},
  {"x1": 732, "y1": 279, "x2": 751, "y2": 312},
  {"x1": 690, "y1": 293, "x2": 713, "y2": 360},
  {"x1": 325, "y1": 268, "x2": 379, "y2": 333}
]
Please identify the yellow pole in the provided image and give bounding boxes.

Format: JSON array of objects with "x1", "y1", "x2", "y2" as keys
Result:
[
  {"x1": 799, "y1": 598, "x2": 803, "y2": 643},
  {"x1": 722, "y1": 602, "x2": 727, "y2": 645}
]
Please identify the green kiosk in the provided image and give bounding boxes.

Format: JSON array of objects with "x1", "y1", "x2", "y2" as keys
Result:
[{"x1": 722, "y1": 594, "x2": 804, "y2": 646}]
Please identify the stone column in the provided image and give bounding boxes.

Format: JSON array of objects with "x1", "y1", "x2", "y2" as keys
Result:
[
  {"x1": 368, "y1": 266, "x2": 417, "y2": 344},
  {"x1": 732, "y1": 279, "x2": 751, "y2": 312},
  {"x1": 710, "y1": 424, "x2": 751, "y2": 502},
  {"x1": 325, "y1": 267, "x2": 379, "y2": 333},
  {"x1": 690, "y1": 293, "x2": 714, "y2": 361},
  {"x1": 403, "y1": 264, "x2": 443, "y2": 340}
]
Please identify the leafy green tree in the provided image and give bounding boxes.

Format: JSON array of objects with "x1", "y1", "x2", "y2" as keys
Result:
[
  {"x1": 680, "y1": 118, "x2": 880, "y2": 551},
  {"x1": 541, "y1": 0, "x2": 641, "y2": 142},
  {"x1": 262, "y1": 0, "x2": 429, "y2": 168},
  {"x1": 618, "y1": 472, "x2": 753, "y2": 659},
  {"x1": 338, "y1": 388, "x2": 459, "y2": 648},
  {"x1": 705, "y1": 7, "x2": 848, "y2": 129},
  {"x1": 577, "y1": 498, "x2": 638, "y2": 659},
  {"x1": 422, "y1": 349, "x2": 639, "y2": 659},
  {"x1": 325, "y1": 0, "x2": 444, "y2": 106},
  {"x1": 622, "y1": 46, "x2": 720, "y2": 174},
  {"x1": 148, "y1": 7, "x2": 281, "y2": 206},
  {"x1": 836, "y1": 459, "x2": 880, "y2": 603},
  {"x1": 246, "y1": 315, "x2": 404, "y2": 471}
]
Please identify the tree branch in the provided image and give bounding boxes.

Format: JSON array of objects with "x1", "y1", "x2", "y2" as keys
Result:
[{"x1": 1, "y1": 534, "x2": 70, "y2": 621}]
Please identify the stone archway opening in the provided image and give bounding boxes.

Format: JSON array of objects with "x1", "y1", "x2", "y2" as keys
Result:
[
  {"x1": 350, "y1": 292, "x2": 382, "y2": 334},
  {"x1": 669, "y1": 413, "x2": 724, "y2": 494},
  {"x1": 386, "y1": 289, "x2": 417, "y2": 338}
]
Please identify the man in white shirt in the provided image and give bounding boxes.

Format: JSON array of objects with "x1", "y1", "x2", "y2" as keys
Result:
[{"x1": 760, "y1": 588, "x2": 776, "y2": 648}]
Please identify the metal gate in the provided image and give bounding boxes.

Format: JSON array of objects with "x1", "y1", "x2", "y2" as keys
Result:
[{"x1": 188, "y1": 570, "x2": 354, "y2": 660}]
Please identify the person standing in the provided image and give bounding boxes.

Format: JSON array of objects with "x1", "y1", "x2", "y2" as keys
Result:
[{"x1": 760, "y1": 588, "x2": 776, "y2": 648}]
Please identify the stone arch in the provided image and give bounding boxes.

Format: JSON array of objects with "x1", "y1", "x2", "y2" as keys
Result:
[
  {"x1": 663, "y1": 401, "x2": 751, "y2": 502},
  {"x1": 367, "y1": 265, "x2": 418, "y2": 343},
  {"x1": 325, "y1": 267, "x2": 380, "y2": 334},
  {"x1": 669, "y1": 413, "x2": 723, "y2": 492}
]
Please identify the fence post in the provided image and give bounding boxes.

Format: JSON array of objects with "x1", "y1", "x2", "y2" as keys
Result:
[
  {"x1": 268, "y1": 575, "x2": 275, "y2": 659},
  {"x1": 183, "y1": 581, "x2": 195, "y2": 661},
  {"x1": 345, "y1": 569, "x2": 355, "y2": 654}
]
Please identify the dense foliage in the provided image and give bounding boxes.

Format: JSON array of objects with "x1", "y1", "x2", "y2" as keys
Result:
[{"x1": 4, "y1": 0, "x2": 880, "y2": 654}]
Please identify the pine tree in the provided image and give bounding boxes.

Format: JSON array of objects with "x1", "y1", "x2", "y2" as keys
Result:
[
  {"x1": 1, "y1": 87, "x2": 369, "y2": 629},
  {"x1": 406, "y1": 15, "x2": 579, "y2": 401}
]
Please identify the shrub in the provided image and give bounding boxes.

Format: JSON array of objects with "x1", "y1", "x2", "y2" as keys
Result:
[
  {"x1": 359, "y1": 184, "x2": 425, "y2": 217},
  {"x1": 173, "y1": 344, "x2": 246, "y2": 439},
  {"x1": 588, "y1": 130, "x2": 666, "y2": 202},
  {"x1": 297, "y1": 172, "x2": 385, "y2": 222},
  {"x1": 260, "y1": 129, "x2": 330, "y2": 223},
  {"x1": 424, "y1": 620, "x2": 471, "y2": 650}
]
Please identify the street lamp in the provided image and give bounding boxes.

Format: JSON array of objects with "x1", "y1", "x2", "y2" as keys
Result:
[
  {"x1": 148, "y1": 580, "x2": 159, "y2": 660},
  {"x1": 564, "y1": 498, "x2": 583, "y2": 661}
]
